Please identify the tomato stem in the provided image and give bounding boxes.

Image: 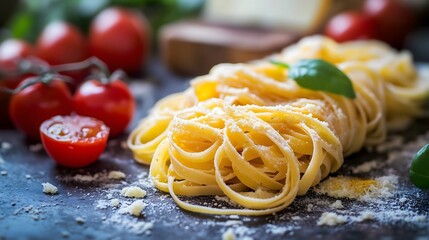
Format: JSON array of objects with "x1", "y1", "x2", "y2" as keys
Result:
[
  {"x1": 0, "y1": 57, "x2": 49, "y2": 78},
  {"x1": 1, "y1": 73, "x2": 73, "y2": 94},
  {"x1": 51, "y1": 57, "x2": 110, "y2": 81}
]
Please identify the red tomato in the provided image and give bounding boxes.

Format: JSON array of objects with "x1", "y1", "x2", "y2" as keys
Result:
[
  {"x1": 36, "y1": 21, "x2": 89, "y2": 87},
  {"x1": 9, "y1": 78, "x2": 73, "y2": 140},
  {"x1": 0, "y1": 39, "x2": 34, "y2": 128},
  {"x1": 363, "y1": 0, "x2": 416, "y2": 48},
  {"x1": 73, "y1": 78, "x2": 135, "y2": 137},
  {"x1": 89, "y1": 7, "x2": 149, "y2": 74},
  {"x1": 324, "y1": 11, "x2": 376, "y2": 43},
  {"x1": 40, "y1": 115, "x2": 109, "y2": 168},
  {"x1": 36, "y1": 21, "x2": 88, "y2": 65}
]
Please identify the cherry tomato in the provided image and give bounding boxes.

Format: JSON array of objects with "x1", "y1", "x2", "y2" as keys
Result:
[
  {"x1": 36, "y1": 21, "x2": 89, "y2": 87},
  {"x1": 89, "y1": 7, "x2": 149, "y2": 74},
  {"x1": 363, "y1": 0, "x2": 416, "y2": 48},
  {"x1": 324, "y1": 11, "x2": 376, "y2": 43},
  {"x1": 0, "y1": 39, "x2": 34, "y2": 128},
  {"x1": 9, "y1": 77, "x2": 73, "y2": 140},
  {"x1": 73, "y1": 78, "x2": 135, "y2": 137},
  {"x1": 40, "y1": 115, "x2": 109, "y2": 168}
]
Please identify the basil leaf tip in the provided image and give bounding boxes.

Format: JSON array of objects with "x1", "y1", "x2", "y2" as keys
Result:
[
  {"x1": 270, "y1": 59, "x2": 356, "y2": 99},
  {"x1": 410, "y1": 144, "x2": 429, "y2": 189}
]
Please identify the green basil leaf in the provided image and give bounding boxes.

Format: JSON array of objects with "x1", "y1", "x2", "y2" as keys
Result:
[
  {"x1": 269, "y1": 60, "x2": 290, "y2": 69},
  {"x1": 274, "y1": 59, "x2": 356, "y2": 99},
  {"x1": 410, "y1": 144, "x2": 429, "y2": 189}
]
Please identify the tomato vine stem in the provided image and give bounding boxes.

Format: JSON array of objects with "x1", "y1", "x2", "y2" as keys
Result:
[{"x1": 51, "y1": 57, "x2": 111, "y2": 84}]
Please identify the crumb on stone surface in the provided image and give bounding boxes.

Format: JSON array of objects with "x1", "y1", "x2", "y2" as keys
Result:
[{"x1": 42, "y1": 182, "x2": 58, "y2": 194}]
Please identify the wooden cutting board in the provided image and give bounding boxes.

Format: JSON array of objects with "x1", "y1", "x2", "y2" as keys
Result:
[{"x1": 159, "y1": 20, "x2": 298, "y2": 76}]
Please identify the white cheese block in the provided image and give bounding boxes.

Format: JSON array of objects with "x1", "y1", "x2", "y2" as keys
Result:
[{"x1": 204, "y1": 0, "x2": 332, "y2": 33}]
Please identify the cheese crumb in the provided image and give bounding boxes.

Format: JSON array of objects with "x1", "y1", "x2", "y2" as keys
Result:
[
  {"x1": 225, "y1": 220, "x2": 243, "y2": 226},
  {"x1": 61, "y1": 231, "x2": 69, "y2": 238},
  {"x1": 29, "y1": 144, "x2": 43, "y2": 152},
  {"x1": 222, "y1": 228, "x2": 236, "y2": 240},
  {"x1": 412, "y1": 215, "x2": 426, "y2": 222},
  {"x1": 1, "y1": 142, "x2": 12, "y2": 150},
  {"x1": 399, "y1": 197, "x2": 407, "y2": 203},
  {"x1": 306, "y1": 203, "x2": 314, "y2": 212},
  {"x1": 1, "y1": 171, "x2": 7, "y2": 176},
  {"x1": 25, "y1": 174, "x2": 31, "y2": 179},
  {"x1": 330, "y1": 200, "x2": 344, "y2": 209},
  {"x1": 42, "y1": 182, "x2": 58, "y2": 194},
  {"x1": 108, "y1": 171, "x2": 126, "y2": 180},
  {"x1": 127, "y1": 200, "x2": 146, "y2": 216},
  {"x1": 121, "y1": 186, "x2": 147, "y2": 198},
  {"x1": 111, "y1": 198, "x2": 120, "y2": 207},
  {"x1": 76, "y1": 217, "x2": 85, "y2": 224},
  {"x1": 356, "y1": 211, "x2": 375, "y2": 222},
  {"x1": 120, "y1": 141, "x2": 128, "y2": 150},
  {"x1": 351, "y1": 160, "x2": 379, "y2": 174},
  {"x1": 317, "y1": 212, "x2": 348, "y2": 226}
]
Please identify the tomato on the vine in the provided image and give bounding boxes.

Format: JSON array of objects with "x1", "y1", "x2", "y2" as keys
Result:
[
  {"x1": 9, "y1": 77, "x2": 73, "y2": 140},
  {"x1": 0, "y1": 39, "x2": 34, "y2": 128},
  {"x1": 324, "y1": 11, "x2": 376, "y2": 43},
  {"x1": 73, "y1": 76, "x2": 135, "y2": 137},
  {"x1": 363, "y1": 0, "x2": 416, "y2": 48},
  {"x1": 89, "y1": 7, "x2": 149, "y2": 74},
  {"x1": 40, "y1": 115, "x2": 109, "y2": 168},
  {"x1": 36, "y1": 21, "x2": 88, "y2": 65},
  {"x1": 36, "y1": 21, "x2": 89, "y2": 87}
]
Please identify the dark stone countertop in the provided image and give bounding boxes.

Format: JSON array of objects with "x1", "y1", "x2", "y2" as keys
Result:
[{"x1": 0, "y1": 60, "x2": 428, "y2": 240}]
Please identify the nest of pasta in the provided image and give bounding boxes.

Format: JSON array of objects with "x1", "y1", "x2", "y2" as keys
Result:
[{"x1": 128, "y1": 36, "x2": 429, "y2": 215}]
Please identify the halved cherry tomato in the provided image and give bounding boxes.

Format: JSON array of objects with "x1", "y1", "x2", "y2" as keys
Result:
[
  {"x1": 73, "y1": 78, "x2": 135, "y2": 137},
  {"x1": 0, "y1": 39, "x2": 34, "y2": 128},
  {"x1": 36, "y1": 21, "x2": 89, "y2": 88},
  {"x1": 324, "y1": 11, "x2": 376, "y2": 43},
  {"x1": 89, "y1": 7, "x2": 149, "y2": 74},
  {"x1": 40, "y1": 115, "x2": 109, "y2": 168},
  {"x1": 9, "y1": 77, "x2": 73, "y2": 140}
]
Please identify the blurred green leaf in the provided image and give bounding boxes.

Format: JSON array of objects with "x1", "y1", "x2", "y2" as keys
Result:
[
  {"x1": 8, "y1": 10, "x2": 33, "y2": 40},
  {"x1": 5, "y1": 0, "x2": 204, "y2": 45}
]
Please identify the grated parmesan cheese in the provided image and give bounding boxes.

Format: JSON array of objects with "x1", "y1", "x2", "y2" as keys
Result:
[
  {"x1": 356, "y1": 211, "x2": 375, "y2": 222},
  {"x1": 222, "y1": 228, "x2": 236, "y2": 240},
  {"x1": 1, "y1": 142, "x2": 12, "y2": 150},
  {"x1": 76, "y1": 217, "x2": 85, "y2": 224},
  {"x1": 330, "y1": 200, "x2": 344, "y2": 209},
  {"x1": 108, "y1": 171, "x2": 126, "y2": 180},
  {"x1": 42, "y1": 182, "x2": 58, "y2": 194},
  {"x1": 306, "y1": 203, "x2": 314, "y2": 212},
  {"x1": 314, "y1": 175, "x2": 398, "y2": 201},
  {"x1": 121, "y1": 186, "x2": 147, "y2": 198},
  {"x1": 351, "y1": 160, "x2": 379, "y2": 174},
  {"x1": 126, "y1": 200, "x2": 146, "y2": 216},
  {"x1": 317, "y1": 212, "x2": 348, "y2": 226},
  {"x1": 61, "y1": 231, "x2": 69, "y2": 238},
  {"x1": 225, "y1": 220, "x2": 243, "y2": 226},
  {"x1": 111, "y1": 198, "x2": 120, "y2": 207},
  {"x1": 1, "y1": 170, "x2": 7, "y2": 176},
  {"x1": 29, "y1": 144, "x2": 43, "y2": 152}
]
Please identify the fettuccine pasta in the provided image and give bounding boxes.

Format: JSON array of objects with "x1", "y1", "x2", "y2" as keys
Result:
[{"x1": 128, "y1": 36, "x2": 429, "y2": 215}]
